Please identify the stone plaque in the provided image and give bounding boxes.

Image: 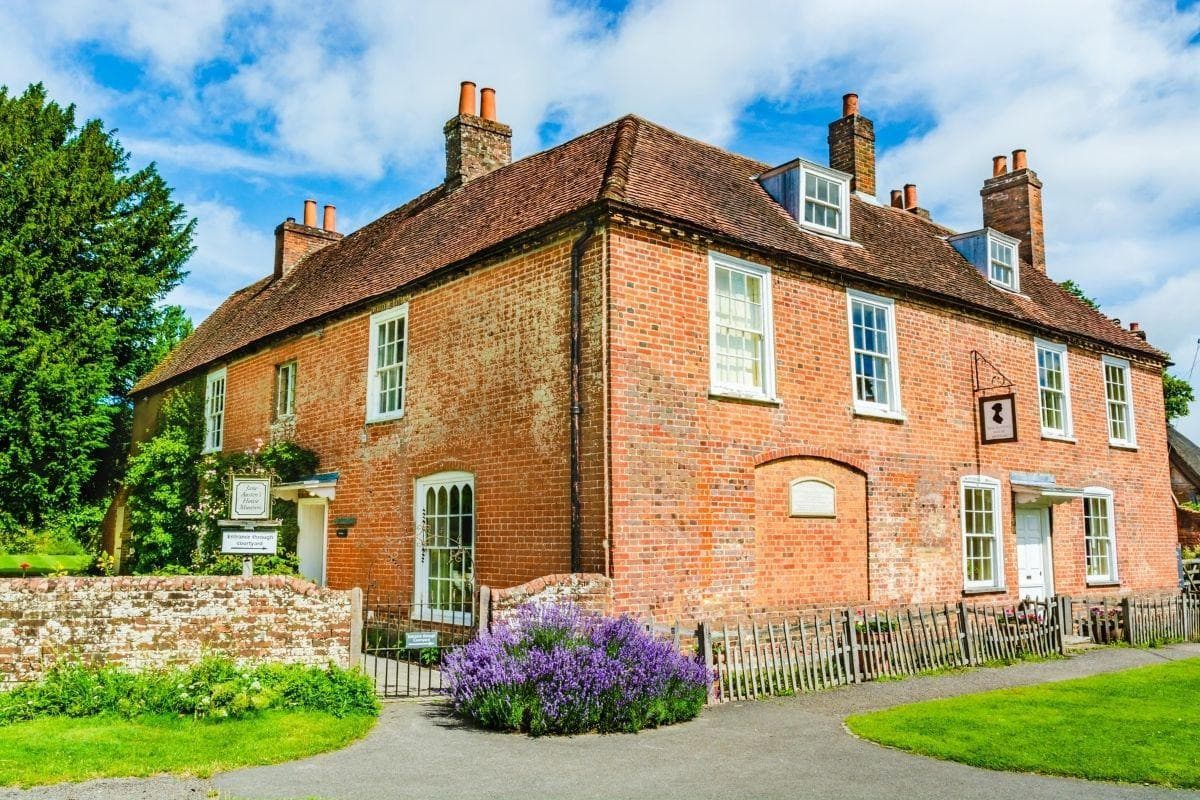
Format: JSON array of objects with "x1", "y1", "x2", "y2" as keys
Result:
[
  {"x1": 979, "y1": 394, "x2": 1017, "y2": 444},
  {"x1": 789, "y1": 478, "x2": 836, "y2": 518}
]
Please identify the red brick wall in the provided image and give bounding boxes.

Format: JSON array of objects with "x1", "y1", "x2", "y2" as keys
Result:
[
  {"x1": 605, "y1": 220, "x2": 1177, "y2": 620},
  {"x1": 215, "y1": 227, "x2": 607, "y2": 603}
]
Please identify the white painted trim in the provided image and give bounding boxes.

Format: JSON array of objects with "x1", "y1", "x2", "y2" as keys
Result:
[
  {"x1": 1082, "y1": 486, "x2": 1120, "y2": 585},
  {"x1": 202, "y1": 367, "x2": 227, "y2": 454},
  {"x1": 1015, "y1": 505, "x2": 1054, "y2": 600},
  {"x1": 960, "y1": 475, "x2": 1005, "y2": 592},
  {"x1": 297, "y1": 497, "x2": 328, "y2": 587},
  {"x1": 364, "y1": 303, "x2": 409, "y2": 424},
  {"x1": 1102, "y1": 355, "x2": 1137, "y2": 448},
  {"x1": 1034, "y1": 338, "x2": 1073, "y2": 439},
  {"x1": 846, "y1": 289, "x2": 904, "y2": 419},
  {"x1": 707, "y1": 252, "x2": 777, "y2": 403},
  {"x1": 412, "y1": 470, "x2": 476, "y2": 626}
]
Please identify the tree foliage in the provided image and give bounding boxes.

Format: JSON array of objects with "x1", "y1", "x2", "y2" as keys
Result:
[
  {"x1": 1058, "y1": 278, "x2": 1193, "y2": 423},
  {"x1": 0, "y1": 83, "x2": 194, "y2": 533}
]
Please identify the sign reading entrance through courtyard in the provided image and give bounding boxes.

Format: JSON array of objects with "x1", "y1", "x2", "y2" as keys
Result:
[
  {"x1": 220, "y1": 529, "x2": 279, "y2": 555},
  {"x1": 230, "y1": 475, "x2": 272, "y2": 520},
  {"x1": 978, "y1": 394, "x2": 1017, "y2": 444}
]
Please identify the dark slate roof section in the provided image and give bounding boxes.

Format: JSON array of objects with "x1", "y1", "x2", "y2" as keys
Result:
[
  {"x1": 134, "y1": 115, "x2": 1163, "y2": 395},
  {"x1": 1169, "y1": 426, "x2": 1200, "y2": 484}
]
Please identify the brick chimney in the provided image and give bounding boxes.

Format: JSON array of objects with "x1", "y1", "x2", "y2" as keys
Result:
[
  {"x1": 444, "y1": 81, "x2": 512, "y2": 191},
  {"x1": 981, "y1": 149, "x2": 1045, "y2": 271},
  {"x1": 274, "y1": 199, "x2": 343, "y2": 279},
  {"x1": 827, "y1": 92, "x2": 876, "y2": 197}
]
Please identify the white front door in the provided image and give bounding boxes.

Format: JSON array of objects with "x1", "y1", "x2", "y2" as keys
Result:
[
  {"x1": 1015, "y1": 507, "x2": 1052, "y2": 600},
  {"x1": 297, "y1": 500, "x2": 327, "y2": 585}
]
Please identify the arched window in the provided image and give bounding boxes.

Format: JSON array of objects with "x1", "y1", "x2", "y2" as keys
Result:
[
  {"x1": 413, "y1": 471, "x2": 474, "y2": 624},
  {"x1": 789, "y1": 478, "x2": 836, "y2": 518}
]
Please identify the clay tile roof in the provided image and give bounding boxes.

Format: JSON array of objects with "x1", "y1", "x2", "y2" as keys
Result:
[
  {"x1": 134, "y1": 115, "x2": 1163, "y2": 395},
  {"x1": 1170, "y1": 426, "x2": 1200, "y2": 484}
]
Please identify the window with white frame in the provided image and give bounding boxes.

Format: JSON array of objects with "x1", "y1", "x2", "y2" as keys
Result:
[
  {"x1": 1103, "y1": 357, "x2": 1136, "y2": 447},
  {"x1": 203, "y1": 368, "x2": 226, "y2": 453},
  {"x1": 988, "y1": 236, "x2": 1016, "y2": 290},
  {"x1": 275, "y1": 361, "x2": 297, "y2": 420},
  {"x1": 1083, "y1": 489, "x2": 1118, "y2": 583},
  {"x1": 366, "y1": 305, "x2": 407, "y2": 422},
  {"x1": 961, "y1": 476, "x2": 1003, "y2": 590},
  {"x1": 1036, "y1": 340, "x2": 1072, "y2": 438},
  {"x1": 847, "y1": 290, "x2": 902, "y2": 418},
  {"x1": 709, "y1": 254, "x2": 775, "y2": 399},
  {"x1": 803, "y1": 169, "x2": 846, "y2": 236},
  {"x1": 414, "y1": 471, "x2": 475, "y2": 624}
]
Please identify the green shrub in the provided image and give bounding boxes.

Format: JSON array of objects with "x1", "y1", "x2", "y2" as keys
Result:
[{"x1": 0, "y1": 658, "x2": 378, "y2": 725}]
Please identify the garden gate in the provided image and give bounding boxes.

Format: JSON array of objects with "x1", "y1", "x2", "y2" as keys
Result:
[{"x1": 360, "y1": 596, "x2": 478, "y2": 698}]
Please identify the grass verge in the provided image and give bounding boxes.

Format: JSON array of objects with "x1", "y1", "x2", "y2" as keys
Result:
[
  {"x1": 846, "y1": 657, "x2": 1200, "y2": 788},
  {"x1": 0, "y1": 710, "x2": 375, "y2": 787},
  {"x1": 0, "y1": 553, "x2": 92, "y2": 576}
]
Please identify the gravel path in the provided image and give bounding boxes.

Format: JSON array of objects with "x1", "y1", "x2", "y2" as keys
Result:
[{"x1": 4, "y1": 643, "x2": 1198, "y2": 800}]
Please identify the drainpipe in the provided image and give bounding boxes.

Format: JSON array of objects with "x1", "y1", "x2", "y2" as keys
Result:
[{"x1": 570, "y1": 219, "x2": 597, "y2": 573}]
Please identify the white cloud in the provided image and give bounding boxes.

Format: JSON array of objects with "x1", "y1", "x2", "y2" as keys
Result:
[{"x1": 165, "y1": 198, "x2": 274, "y2": 321}]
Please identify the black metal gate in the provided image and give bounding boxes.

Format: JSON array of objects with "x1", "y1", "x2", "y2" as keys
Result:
[{"x1": 360, "y1": 597, "x2": 478, "y2": 698}]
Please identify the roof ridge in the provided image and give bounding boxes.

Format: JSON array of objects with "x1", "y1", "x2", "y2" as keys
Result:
[{"x1": 599, "y1": 115, "x2": 638, "y2": 202}]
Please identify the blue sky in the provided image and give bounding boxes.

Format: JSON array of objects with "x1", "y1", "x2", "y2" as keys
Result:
[{"x1": 3, "y1": 0, "x2": 1200, "y2": 435}]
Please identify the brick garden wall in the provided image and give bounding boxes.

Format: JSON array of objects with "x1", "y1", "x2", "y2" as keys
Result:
[
  {"x1": 0, "y1": 576, "x2": 359, "y2": 686},
  {"x1": 486, "y1": 573, "x2": 613, "y2": 624}
]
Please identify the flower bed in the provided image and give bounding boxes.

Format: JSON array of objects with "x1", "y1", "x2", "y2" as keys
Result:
[{"x1": 443, "y1": 603, "x2": 708, "y2": 735}]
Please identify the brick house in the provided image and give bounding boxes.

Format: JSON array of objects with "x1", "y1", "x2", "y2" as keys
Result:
[{"x1": 114, "y1": 82, "x2": 1178, "y2": 622}]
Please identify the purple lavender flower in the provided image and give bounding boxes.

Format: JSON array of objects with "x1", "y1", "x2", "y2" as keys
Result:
[{"x1": 442, "y1": 602, "x2": 709, "y2": 734}]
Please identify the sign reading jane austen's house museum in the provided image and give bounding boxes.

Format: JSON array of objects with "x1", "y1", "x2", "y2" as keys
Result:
[{"x1": 230, "y1": 476, "x2": 272, "y2": 520}]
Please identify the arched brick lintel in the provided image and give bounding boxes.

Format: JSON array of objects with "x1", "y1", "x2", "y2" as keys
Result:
[{"x1": 753, "y1": 446, "x2": 869, "y2": 475}]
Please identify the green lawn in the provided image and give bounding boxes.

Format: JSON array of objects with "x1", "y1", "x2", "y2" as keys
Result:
[
  {"x1": 0, "y1": 710, "x2": 376, "y2": 787},
  {"x1": 847, "y1": 658, "x2": 1200, "y2": 788},
  {"x1": 0, "y1": 553, "x2": 93, "y2": 576}
]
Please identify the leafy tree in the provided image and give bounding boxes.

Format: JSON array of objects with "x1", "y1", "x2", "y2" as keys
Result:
[
  {"x1": 0, "y1": 83, "x2": 194, "y2": 533},
  {"x1": 1164, "y1": 372, "x2": 1195, "y2": 422},
  {"x1": 1058, "y1": 278, "x2": 1193, "y2": 423}
]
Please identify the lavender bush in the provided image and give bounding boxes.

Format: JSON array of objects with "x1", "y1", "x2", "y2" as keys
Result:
[{"x1": 443, "y1": 603, "x2": 709, "y2": 735}]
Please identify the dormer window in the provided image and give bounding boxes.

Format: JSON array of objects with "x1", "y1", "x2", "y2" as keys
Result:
[
  {"x1": 758, "y1": 158, "x2": 851, "y2": 239},
  {"x1": 949, "y1": 228, "x2": 1021, "y2": 292},
  {"x1": 989, "y1": 236, "x2": 1016, "y2": 289}
]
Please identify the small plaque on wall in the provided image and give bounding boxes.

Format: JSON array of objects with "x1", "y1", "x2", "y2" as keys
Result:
[
  {"x1": 979, "y1": 394, "x2": 1017, "y2": 444},
  {"x1": 789, "y1": 478, "x2": 836, "y2": 518}
]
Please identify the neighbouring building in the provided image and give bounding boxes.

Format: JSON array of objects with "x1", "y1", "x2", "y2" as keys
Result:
[
  {"x1": 1168, "y1": 426, "x2": 1200, "y2": 548},
  {"x1": 111, "y1": 83, "x2": 1179, "y2": 623}
]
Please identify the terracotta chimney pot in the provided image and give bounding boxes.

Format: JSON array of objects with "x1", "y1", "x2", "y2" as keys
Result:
[
  {"x1": 992, "y1": 155, "x2": 1008, "y2": 177},
  {"x1": 480, "y1": 87, "x2": 497, "y2": 121},
  {"x1": 458, "y1": 81, "x2": 477, "y2": 116},
  {"x1": 1129, "y1": 321, "x2": 1140, "y2": 331},
  {"x1": 890, "y1": 189, "x2": 903, "y2": 208},
  {"x1": 1012, "y1": 149, "x2": 1028, "y2": 171},
  {"x1": 903, "y1": 183, "x2": 918, "y2": 210},
  {"x1": 303, "y1": 199, "x2": 317, "y2": 227},
  {"x1": 842, "y1": 93, "x2": 859, "y2": 117},
  {"x1": 323, "y1": 204, "x2": 336, "y2": 232}
]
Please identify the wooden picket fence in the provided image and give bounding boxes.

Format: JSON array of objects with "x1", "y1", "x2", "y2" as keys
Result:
[
  {"x1": 698, "y1": 598, "x2": 1061, "y2": 703},
  {"x1": 1067, "y1": 593, "x2": 1200, "y2": 646}
]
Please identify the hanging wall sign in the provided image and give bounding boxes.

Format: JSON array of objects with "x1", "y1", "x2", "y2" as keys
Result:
[
  {"x1": 230, "y1": 476, "x2": 272, "y2": 520},
  {"x1": 978, "y1": 394, "x2": 1017, "y2": 444}
]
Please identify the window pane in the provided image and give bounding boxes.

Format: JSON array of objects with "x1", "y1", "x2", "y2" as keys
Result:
[
  {"x1": 963, "y1": 483, "x2": 999, "y2": 586},
  {"x1": 713, "y1": 265, "x2": 766, "y2": 392},
  {"x1": 851, "y1": 299, "x2": 893, "y2": 406},
  {"x1": 1037, "y1": 346, "x2": 1068, "y2": 434}
]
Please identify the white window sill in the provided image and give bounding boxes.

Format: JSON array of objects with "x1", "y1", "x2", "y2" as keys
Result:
[
  {"x1": 201, "y1": 446, "x2": 222, "y2": 455},
  {"x1": 366, "y1": 411, "x2": 405, "y2": 425},
  {"x1": 1041, "y1": 432, "x2": 1076, "y2": 443},
  {"x1": 1109, "y1": 441, "x2": 1138, "y2": 451},
  {"x1": 1086, "y1": 579, "x2": 1120, "y2": 588},
  {"x1": 853, "y1": 403, "x2": 906, "y2": 422},
  {"x1": 797, "y1": 221, "x2": 857, "y2": 245},
  {"x1": 412, "y1": 607, "x2": 473, "y2": 627},
  {"x1": 963, "y1": 585, "x2": 1007, "y2": 595},
  {"x1": 709, "y1": 389, "x2": 781, "y2": 406}
]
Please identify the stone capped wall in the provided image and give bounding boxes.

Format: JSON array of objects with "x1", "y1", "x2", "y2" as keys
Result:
[
  {"x1": 0, "y1": 576, "x2": 360, "y2": 686},
  {"x1": 487, "y1": 573, "x2": 613, "y2": 624}
]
